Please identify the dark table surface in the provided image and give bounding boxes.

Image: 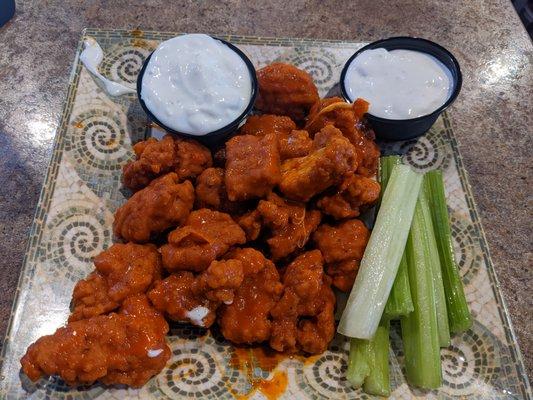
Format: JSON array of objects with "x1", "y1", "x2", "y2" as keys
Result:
[{"x1": 0, "y1": 0, "x2": 531, "y2": 379}]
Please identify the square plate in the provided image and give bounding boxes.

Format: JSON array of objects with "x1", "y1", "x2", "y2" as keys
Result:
[{"x1": 0, "y1": 29, "x2": 531, "y2": 399}]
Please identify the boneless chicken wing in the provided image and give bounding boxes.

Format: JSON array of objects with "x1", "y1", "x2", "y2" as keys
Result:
[
  {"x1": 122, "y1": 135, "x2": 177, "y2": 191},
  {"x1": 160, "y1": 209, "x2": 246, "y2": 272},
  {"x1": 70, "y1": 243, "x2": 162, "y2": 321},
  {"x1": 258, "y1": 193, "x2": 321, "y2": 260},
  {"x1": 306, "y1": 97, "x2": 380, "y2": 177},
  {"x1": 195, "y1": 167, "x2": 240, "y2": 213},
  {"x1": 113, "y1": 173, "x2": 194, "y2": 243},
  {"x1": 279, "y1": 125, "x2": 357, "y2": 202},
  {"x1": 225, "y1": 133, "x2": 281, "y2": 201},
  {"x1": 255, "y1": 63, "x2": 319, "y2": 121},
  {"x1": 123, "y1": 135, "x2": 212, "y2": 191},
  {"x1": 313, "y1": 219, "x2": 370, "y2": 291},
  {"x1": 148, "y1": 259, "x2": 244, "y2": 328},
  {"x1": 270, "y1": 250, "x2": 335, "y2": 354},
  {"x1": 317, "y1": 174, "x2": 381, "y2": 220},
  {"x1": 174, "y1": 137, "x2": 213, "y2": 181},
  {"x1": 239, "y1": 114, "x2": 296, "y2": 138},
  {"x1": 21, "y1": 295, "x2": 170, "y2": 387},
  {"x1": 278, "y1": 129, "x2": 313, "y2": 160},
  {"x1": 238, "y1": 114, "x2": 312, "y2": 160},
  {"x1": 218, "y1": 248, "x2": 283, "y2": 344}
]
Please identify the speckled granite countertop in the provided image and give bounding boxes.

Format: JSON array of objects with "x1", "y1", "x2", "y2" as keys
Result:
[{"x1": 0, "y1": 0, "x2": 531, "y2": 379}]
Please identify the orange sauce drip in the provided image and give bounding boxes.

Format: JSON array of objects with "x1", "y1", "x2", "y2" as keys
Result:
[
  {"x1": 73, "y1": 121, "x2": 84, "y2": 129},
  {"x1": 254, "y1": 370, "x2": 288, "y2": 400},
  {"x1": 228, "y1": 346, "x2": 315, "y2": 399},
  {"x1": 132, "y1": 38, "x2": 155, "y2": 50}
]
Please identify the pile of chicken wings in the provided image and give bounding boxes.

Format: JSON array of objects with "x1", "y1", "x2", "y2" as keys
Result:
[{"x1": 21, "y1": 62, "x2": 381, "y2": 388}]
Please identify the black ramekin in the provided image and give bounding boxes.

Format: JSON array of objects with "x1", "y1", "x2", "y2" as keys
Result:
[
  {"x1": 136, "y1": 36, "x2": 258, "y2": 147},
  {"x1": 340, "y1": 37, "x2": 462, "y2": 141}
]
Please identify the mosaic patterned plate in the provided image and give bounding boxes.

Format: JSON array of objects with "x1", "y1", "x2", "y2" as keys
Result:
[{"x1": 0, "y1": 29, "x2": 531, "y2": 400}]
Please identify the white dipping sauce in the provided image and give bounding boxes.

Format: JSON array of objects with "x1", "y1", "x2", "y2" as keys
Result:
[
  {"x1": 80, "y1": 37, "x2": 136, "y2": 96},
  {"x1": 344, "y1": 48, "x2": 453, "y2": 119},
  {"x1": 141, "y1": 34, "x2": 252, "y2": 136}
]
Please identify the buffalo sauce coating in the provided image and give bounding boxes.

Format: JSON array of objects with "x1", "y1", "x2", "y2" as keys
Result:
[
  {"x1": 238, "y1": 114, "x2": 312, "y2": 161},
  {"x1": 258, "y1": 192, "x2": 321, "y2": 261},
  {"x1": 113, "y1": 173, "x2": 194, "y2": 243},
  {"x1": 306, "y1": 97, "x2": 380, "y2": 177},
  {"x1": 148, "y1": 259, "x2": 244, "y2": 327},
  {"x1": 255, "y1": 62, "x2": 319, "y2": 121},
  {"x1": 270, "y1": 250, "x2": 336, "y2": 354},
  {"x1": 122, "y1": 134, "x2": 212, "y2": 191},
  {"x1": 224, "y1": 133, "x2": 281, "y2": 201},
  {"x1": 313, "y1": 219, "x2": 370, "y2": 291},
  {"x1": 218, "y1": 248, "x2": 283, "y2": 344},
  {"x1": 279, "y1": 125, "x2": 358, "y2": 202},
  {"x1": 21, "y1": 295, "x2": 170, "y2": 387},
  {"x1": 69, "y1": 243, "x2": 162, "y2": 321},
  {"x1": 317, "y1": 173, "x2": 381, "y2": 220},
  {"x1": 160, "y1": 208, "x2": 246, "y2": 272}
]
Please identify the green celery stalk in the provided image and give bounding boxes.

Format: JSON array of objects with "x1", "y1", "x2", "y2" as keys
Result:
[
  {"x1": 383, "y1": 253, "x2": 413, "y2": 319},
  {"x1": 425, "y1": 170, "x2": 472, "y2": 333},
  {"x1": 401, "y1": 195, "x2": 443, "y2": 389},
  {"x1": 420, "y1": 181, "x2": 451, "y2": 347},
  {"x1": 379, "y1": 156, "x2": 414, "y2": 320},
  {"x1": 347, "y1": 319, "x2": 391, "y2": 396},
  {"x1": 338, "y1": 165, "x2": 423, "y2": 339}
]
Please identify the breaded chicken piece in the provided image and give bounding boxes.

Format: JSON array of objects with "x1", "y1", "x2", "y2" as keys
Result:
[
  {"x1": 278, "y1": 129, "x2": 313, "y2": 160},
  {"x1": 238, "y1": 114, "x2": 312, "y2": 161},
  {"x1": 21, "y1": 295, "x2": 170, "y2": 387},
  {"x1": 195, "y1": 167, "x2": 240, "y2": 213},
  {"x1": 174, "y1": 137, "x2": 213, "y2": 181},
  {"x1": 236, "y1": 209, "x2": 263, "y2": 241},
  {"x1": 148, "y1": 259, "x2": 244, "y2": 328},
  {"x1": 259, "y1": 193, "x2": 321, "y2": 260},
  {"x1": 239, "y1": 114, "x2": 296, "y2": 138},
  {"x1": 255, "y1": 63, "x2": 319, "y2": 121},
  {"x1": 313, "y1": 219, "x2": 370, "y2": 291},
  {"x1": 279, "y1": 125, "x2": 357, "y2": 202},
  {"x1": 123, "y1": 135, "x2": 212, "y2": 191},
  {"x1": 70, "y1": 243, "x2": 162, "y2": 322},
  {"x1": 225, "y1": 133, "x2": 281, "y2": 201},
  {"x1": 218, "y1": 248, "x2": 283, "y2": 344},
  {"x1": 326, "y1": 259, "x2": 360, "y2": 293},
  {"x1": 317, "y1": 174, "x2": 381, "y2": 220},
  {"x1": 113, "y1": 173, "x2": 194, "y2": 243},
  {"x1": 123, "y1": 135, "x2": 177, "y2": 191},
  {"x1": 306, "y1": 97, "x2": 380, "y2": 177},
  {"x1": 160, "y1": 209, "x2": 246, "y2": 272},
  {"x1": 270, "y1": 250, "x2": 335, "y2": 354}
]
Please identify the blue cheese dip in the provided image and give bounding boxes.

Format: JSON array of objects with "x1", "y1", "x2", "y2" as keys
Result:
[
  {"x1": 141, "y1": 34, "x2": 252, "y2": 135},
  {"x1": 344, "y1": 48, "x2": 453, "y2": 120}
]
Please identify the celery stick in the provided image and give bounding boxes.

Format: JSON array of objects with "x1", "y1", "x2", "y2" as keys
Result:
[
  {"x1": 347, "y1": 319, "x2": 391, "y2": 396},
  {"x1": 383, "y1": 253, "x2": 413, "y2": 319},
  {"x1": 379, "y1": 156, "x2": 414, "y2": 320},
  {"x1": 338, "y1": 165, "x2": 423, "y2": 339},
  {"x1": 401, "y1": 199, "x2": 442, "y2": 389},
  {"x1": 420, "y1": 183, "x2": 450, "y2": 347},
  {"x1": 347, "y1": 338, "x2": 370, "y2": 388},
  {"x1": 378, "y1": 155, "x2": 401, "y2": 203},
  {"x1": 425, "y1": 170, "x2": 472, "y2": 333}
]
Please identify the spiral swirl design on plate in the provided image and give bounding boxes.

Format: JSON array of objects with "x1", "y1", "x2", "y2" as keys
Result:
[
  {"x1": 153, "y1": 340, "x2": 238, "y2": 399},
  {"x1": 40, "y1": 202, "x2": 111, "y2": 282},
  {"x1": 440, "y1": 321, "x2": 509, "y2": 397},
  {"x1": 100, "y1": 45, "x2": 150, "y2": 87},
  {"x1": 66, "y1": 109, "x2": 130, "y2": 172}
]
